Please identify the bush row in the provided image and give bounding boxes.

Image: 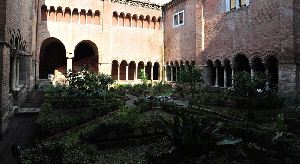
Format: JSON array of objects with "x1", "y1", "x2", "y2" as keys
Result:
[
  {"x1": 219, "y1": 121, "x2": 300, "y2": 162},
  {"x1": 35, "y1": 99, "x2": 125, "y2": 139}
]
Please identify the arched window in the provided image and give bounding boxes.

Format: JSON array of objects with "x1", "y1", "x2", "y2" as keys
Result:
[
  {"x1": 150, "y1": 17, "x2": 156, "y2": 29},
  {"x1": 132, "y1": 15, "x2": 137, "y2": 27},
  {"x1": 56, "y1": 7, "x2": 63, "y2": 22},
  {"x1": 119, "y1": 13, "x2": 125, "y2": 26},
  {"x1": 94, "y1": 11, "x2": 100, "y2": 25},
  {"x1": 144, "y1": 16, "x2": 150, "y2": 28},
  {"x1": 112, "y1": 12, "x2": 118, "y2": 25},
  {"x1": 156, "y1": 18, "x2": 161, "y2": 30},
  {"x1": 138, "y1": 16, "x2": 143, "y2": 28},
  {"x1": 80, "y1": 10, "x2": 86, "y2": 24},
  {"x1": 72, "y1": 9, "x2": 79, "y2": 23},
  {"x1": 41, "y1": 5, "x2": 48, "y2": 21},
  {"x1": 49, "y1": 6, "x2": 55, "y2": 22},
  {"x1": 64, "y1": 8, "x2": 71, "y2": 23},
  {"x1": 87, "y1": 10, "x2": 92, "y2": 24},
  {"x1": 125, "y1": 14, "x2": 131, "y2": 27}
]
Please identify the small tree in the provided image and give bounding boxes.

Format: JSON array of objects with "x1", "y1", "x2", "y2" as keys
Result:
[
  {"x1": 139, "y1": 69, "x2": 148, "y2": 85},
  {"x1": 229, "y1": 71, "x2": 278, "y2": 106},
  {"x1": 65, "y1": 66, "x2": 115, "y2": 109},
  {"x1": 177, "y1": 67, "x2": 203, "y2": 95}
]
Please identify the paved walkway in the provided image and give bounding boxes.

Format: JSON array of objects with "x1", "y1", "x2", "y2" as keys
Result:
[{"x1": 0, "y1": 90, "x2": 44, "y2": 164}]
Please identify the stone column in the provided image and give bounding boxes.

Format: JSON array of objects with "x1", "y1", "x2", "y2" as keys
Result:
[
  {"x1": 170, "y1": 67, "x2": 173, "y2": 82},
  {"x1": 250, "y1": 63, "x2": 254, "y2": 77},
  {"x1": 150, "y1": 65, "x2": 153, "y2": 80},
  {"x1": 231, "y1": 65, "x2": 235, "y2": 87},
  {"x1": 10, "y1": 57, "x2": 16, "y2": 90},
  {"x1": 135, "y1": 64, "x2": 138, "y2": 81},
  {"x1": 67, "y1": 57, "x2": 73, "y2": 72},
  {"x1": 215, "y1": 65, "x2": 219, "y2": 87},
  {"x1": 118, "y1": 64, "x2": 120, "y2": 81},
  {"x1": 224, "y1": 64, "x2": 227, "y2": 88},
  {"x1": 126, "y1": 64, "x2": 128, "y2": 81},
  {"x1": 15, "y1": 58, "x2": 20, "y2": 89}
]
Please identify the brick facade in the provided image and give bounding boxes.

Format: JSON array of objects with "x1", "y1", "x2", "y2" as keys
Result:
[{"x1": 164, "y1": 0, "x2": 300, "y2": 93}]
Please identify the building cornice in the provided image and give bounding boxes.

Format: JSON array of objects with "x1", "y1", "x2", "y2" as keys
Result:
[
  {"x1": 111, "y1": 0, "x2": 163, "y2": 10},
  {"x1": 163, "y1": 0, "x2": 185, "y2": 11}
]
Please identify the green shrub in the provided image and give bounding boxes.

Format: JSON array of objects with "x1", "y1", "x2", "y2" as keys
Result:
[{"x1": 22, "y1": 142, "x2": 99, "y2": 164}]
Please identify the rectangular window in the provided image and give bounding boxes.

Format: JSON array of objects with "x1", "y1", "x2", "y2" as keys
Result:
[
  {"x1": 230, "y1": 0, "x2": 236, "y2": 10},
  {"x1": 173, "y1": 10, "x2": 184, "y2": 27},
  {"x1": 174, "y1": 14, "x2": 178, "y2": 26},
  {"x1": 227, "y1": 0, "x2": 249, "y2": 11},
  {"x1": 240, "y1": 0, "x2": 246, "y2": 7}
]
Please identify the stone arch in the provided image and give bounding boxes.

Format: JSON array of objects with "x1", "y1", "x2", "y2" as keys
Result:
[
  {"x1": 111, "y1": 60, "x2": 118, "y2": 80},
  {"x1": 120, "y1": 60, "x2": 127, "y2": 80},
  {"x1": 137, "y1": 61, "x2": 145, "y2": 79},
  {"x1": 144, "y1": 15, "x2": 150, "y2": 28},
  {"x1": 119, "y1": 12, "x2": 125, "y2": 26},
  {"x1": 214, "y1": 60, "x2": 223, "y2": 87},
  {"x1": 128, "y1": 61, "x2": 136, "y2": 80},
  {"x1": 156, "y1": 17, "x2": 161, "y2": 30},
  {"x1": 80, "y1": 9, "x2": 86, "y2": 24},
  {"x1": 112, "y1": 11, "x2": 118, "y2": 25},
  {"x1": 56, "y1": 7, "x2": 63, "y2": 22},
  {"x1": 41, "y1": 5, "x2": 48, "y2": 21},
  {"x1": 153, "y1": 62, "x2": 160, "y2": 80},
  {"x1": 39, "y1": 37, "x2": 66, "y2": 79},
  {"x1": 72, "y1": 8, "x2": 79, "y2": 23},
  {"x1": 146, "y1": 62, "x2": 152, "y2": 80},
  {"x1": 223, "y1": 59, "x2": 232, "y2": 87},
  {"x1": 205, "y1": 60, "x2": 214, "y2": 86},
  {"x1": 251, "y1": 57, "x2": 265, "y2": 73},
  {"x1": 64, "y1": 8, "x2": 71, "y2": 23},
  {"x1": 87, "y1": 10, "x2": 93, "y2": 24},
  {"x1": 265, "y1": 56, "x2": 278, "y2": 86},
  {"x1": 138, "y1": 15, "x2": 144, "y2": 28},
  {"x1": 233, "y1": 54, "x2": 250, "y2": 72},
  {"x1": 94, "y1": 10, "x2": 100, "y2": 25},
  {"x1": 49, "y1": 6, "x2": 55, "y2": 22},
  {"x1": 150, "y1": 16, "x2": 156, "y2": 29},
  {"x1": 73, "y1": 40, "x2": 98, "y2": 72},
  {"x1": 132, "y1": 14, "x2": 138, "y2": 27},
  {"x1": 125, "y1": 13, "x2": 131, "y2": 27}
]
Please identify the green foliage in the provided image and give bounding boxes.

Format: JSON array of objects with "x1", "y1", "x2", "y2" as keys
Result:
[
  {"x1": 273, "y1": 113, "x2": 288, "y2": 140},
  {"x1": 21, "y1": 142, "x2": 99, "y2": 164},
  {"x1": 229, "y1": 71, "x2": 281, "y2": 106},
  {"x1": 219, "y1": 121, "x2": 274, "y2": 147},
  {"x1": 66, "y1": 66, "x2": 114, "y2": 99},
  {"x1": 139, "y1": 69, "x2": 148, "y2": 84},
  {"x1": 177, "y1": 67, "x2": 203, "y2": 85},
  {"x1": 157, "y1": 111, "x2": 215, "y2": 153}
]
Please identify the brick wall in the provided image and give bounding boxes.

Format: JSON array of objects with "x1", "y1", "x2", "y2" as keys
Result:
[
  {"x1": 37, "y1": 0, "x2": 163, "y2": 77},
  {"x1": 164, "y1": 0, "x2": 197, "y2": 64}
]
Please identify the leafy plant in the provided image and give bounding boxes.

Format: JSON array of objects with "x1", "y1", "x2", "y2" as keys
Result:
[
  {"x1": 66, "y1": 66, "x2": 114, "y2": 99},
  {"x1": 157, "y1": 111, "x2": 216, "y2": 153},
  {"x1": 177, "y1": 67, "x2": 203, "y2": 95},
  {"x1": 139, "y1": 69, "x2": 148, "y2": 84},
  {"x1": 273, "y1": 113, "x2": 288, "y2": 140},
  {"x1": 229, "y1": 71, "x2": 280, "y2": 106}
]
